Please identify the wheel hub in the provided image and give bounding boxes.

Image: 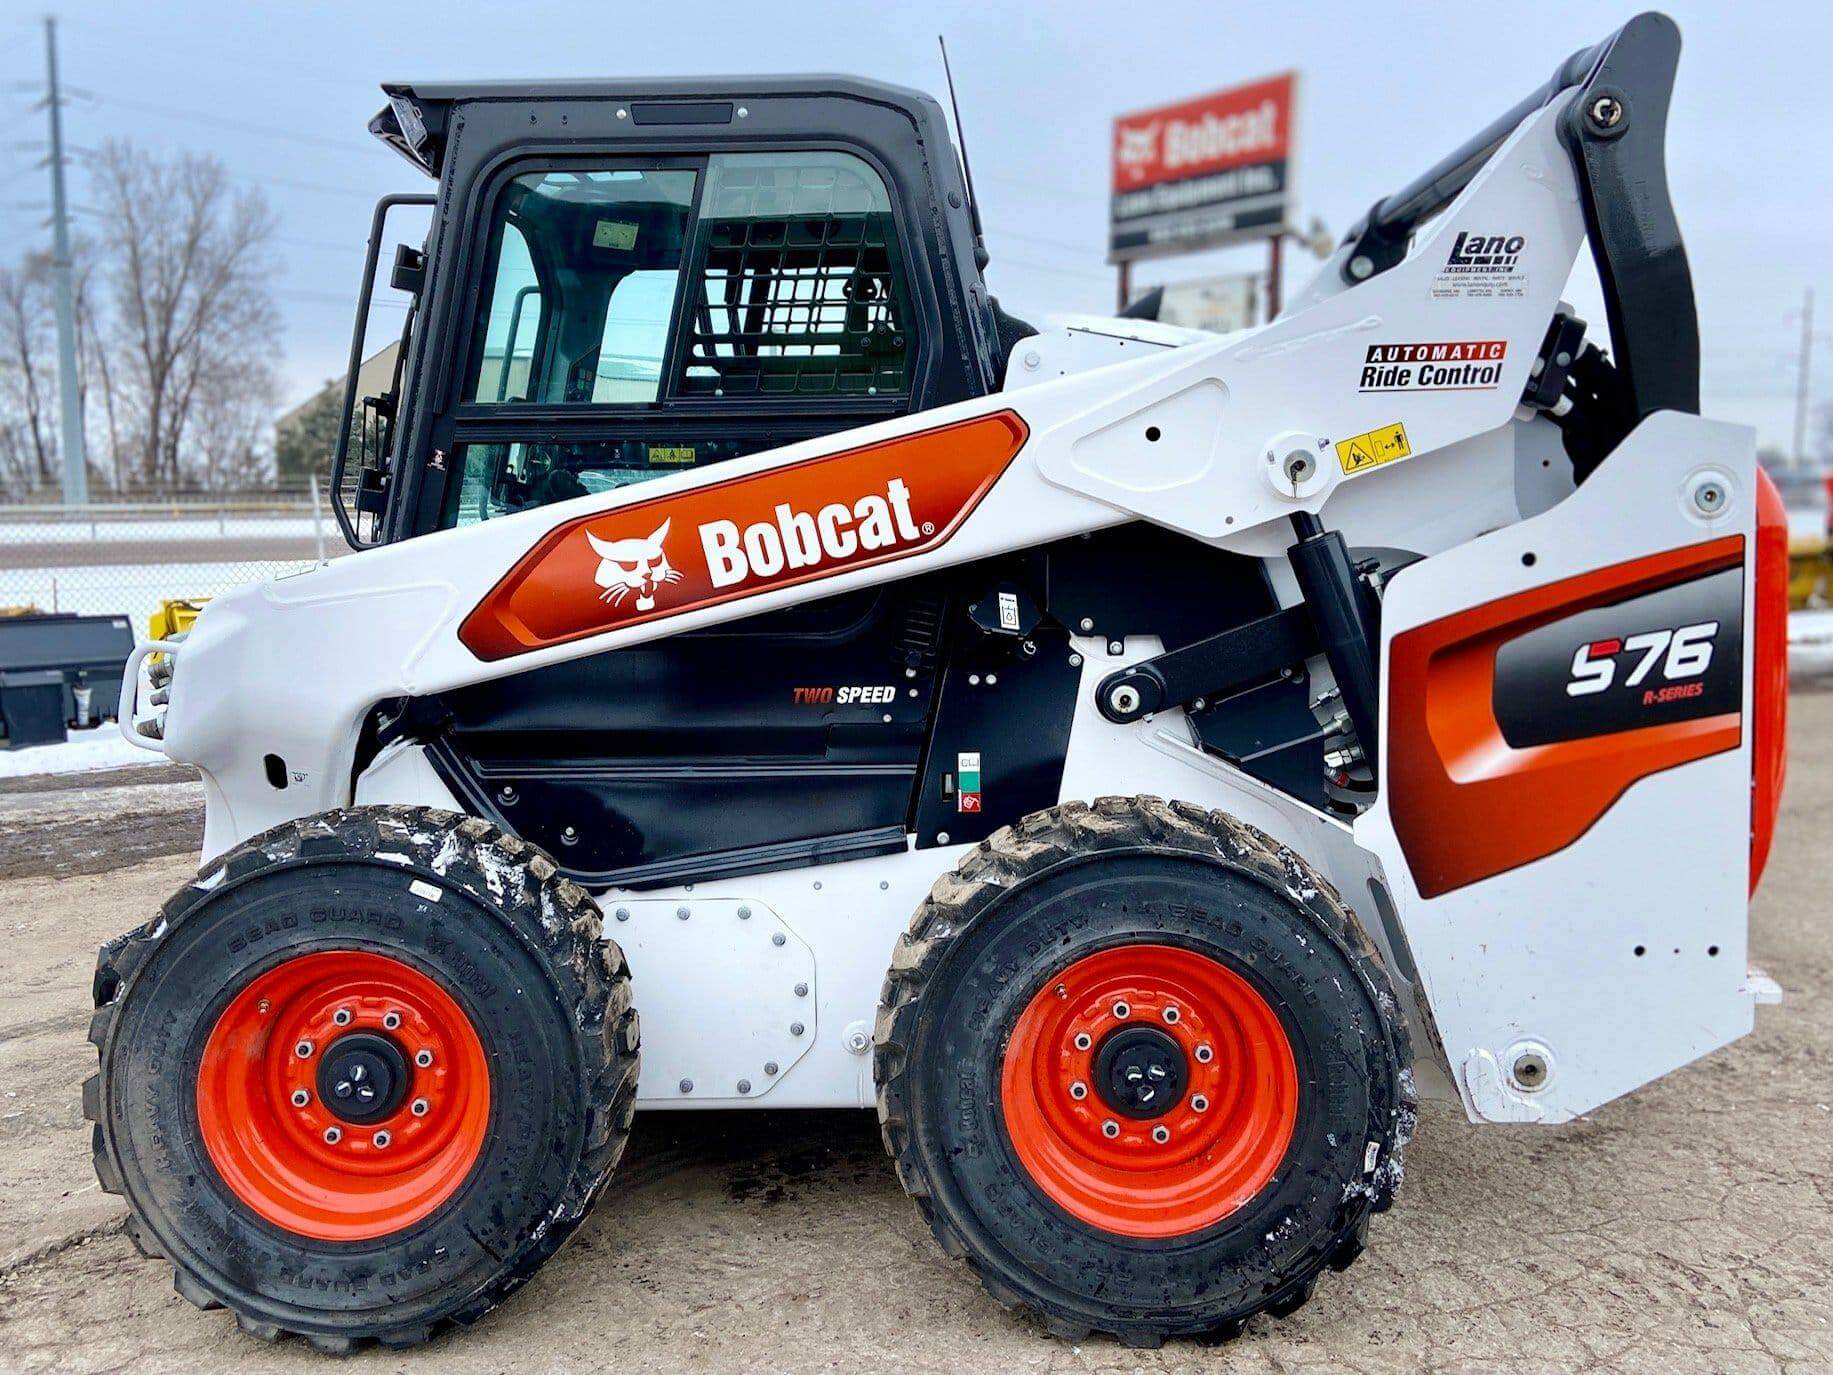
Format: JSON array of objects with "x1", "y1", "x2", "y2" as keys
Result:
[
  {"x1": 1093, "y1": 1025, "x2": 1188, "y2": 1119},
  {"x1": 1000, "y1": 944, "x2": 1299, "y2": 1238},
  {"x1": 316, "y1": 1032, "x2": 410, "y2": 1124},
  {"x1": 195, "y1": 950, "x2": 491, "y2": 1241}
]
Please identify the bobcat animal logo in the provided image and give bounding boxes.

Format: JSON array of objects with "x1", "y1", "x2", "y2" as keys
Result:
[
  {"x1": 585, "y1": 519, "x2": 682, "y2": 612},
  {"x1": 1116, "y1": 121, "x2": 1161, "y2": 177}
]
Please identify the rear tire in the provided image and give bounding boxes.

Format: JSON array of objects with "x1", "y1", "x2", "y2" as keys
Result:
[
  {"x1": 874, "y1": 796, "x2": 1414, "y2": 1345},
  {"x1": 84, "y1": 807, "x2": 639, "y2": 1353}
]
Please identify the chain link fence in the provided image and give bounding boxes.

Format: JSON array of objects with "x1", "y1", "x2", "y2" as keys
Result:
[{"x1": 0, "y1": 486, "x2": 344, "y2": 641}]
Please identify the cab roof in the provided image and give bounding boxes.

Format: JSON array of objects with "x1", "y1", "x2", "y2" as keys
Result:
[{"x1": 370, "y1": 75, "x2": 952, "y2": 178}]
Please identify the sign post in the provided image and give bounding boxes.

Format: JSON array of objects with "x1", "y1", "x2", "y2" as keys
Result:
[{"x1": 1109, "y1": 73, "x2": 1298, "y2": 316}]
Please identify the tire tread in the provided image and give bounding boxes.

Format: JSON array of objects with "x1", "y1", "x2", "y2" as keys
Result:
[
  {"x1": 872, "y1": 795, "x2": 1416, "y2": 1343},
  {"x1": 86, "y1": 805, "x2": 638, "y2": 1353}
]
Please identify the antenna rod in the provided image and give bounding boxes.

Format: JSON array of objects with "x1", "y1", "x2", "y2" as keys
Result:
[{"x1": 937, "y1": 36, "x2": 988, "y2": 266}]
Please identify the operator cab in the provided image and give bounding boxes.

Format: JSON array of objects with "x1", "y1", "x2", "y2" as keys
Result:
[{"x1": 334, "y1": 76, "x2": 1011, "y2": 548}]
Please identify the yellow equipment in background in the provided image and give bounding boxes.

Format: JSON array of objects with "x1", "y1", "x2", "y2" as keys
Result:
[
  {"x1": 1789, "y1": 538, "x2": 1831, "y2": 610},
  {"x1": 149, "y1": 599, "x2": 209, "y2": 644}
]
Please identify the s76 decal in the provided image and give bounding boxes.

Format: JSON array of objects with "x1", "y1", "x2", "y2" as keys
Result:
[{"x1": 1493, "y1": 566, "x2": 1742, "y2": 749}]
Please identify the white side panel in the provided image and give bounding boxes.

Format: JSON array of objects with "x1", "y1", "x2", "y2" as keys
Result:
[
  {"x1": 608, "y1": 842, "x2": 966, "y2": 1109},
  {"x1": 1356, "y1": 413, "x2": 1759, "y2": 1123}
]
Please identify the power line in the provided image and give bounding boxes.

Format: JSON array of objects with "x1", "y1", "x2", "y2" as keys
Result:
[
  {"x1": 986, "y1": 252, "x2": 1112, "y2": 283},
  {"x1": 82, "y1": 92, "x2": 376, "y2": 156}
]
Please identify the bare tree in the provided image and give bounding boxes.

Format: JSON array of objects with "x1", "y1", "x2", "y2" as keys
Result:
[
  {"x1": 0, "y1": 254, "x2": 59, "y2": 493},
  {"x1": 86, "y1": 141, "x2": 280, "y2": 490}
]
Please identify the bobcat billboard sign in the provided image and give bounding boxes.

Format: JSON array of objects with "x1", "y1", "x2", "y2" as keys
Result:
[{"x1": 1109, "y1": 72, "x2": 1298, "y2": 264}]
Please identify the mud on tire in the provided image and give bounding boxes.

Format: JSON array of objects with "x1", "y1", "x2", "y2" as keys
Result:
[
  {"x1": 83, "y1": 806, "x2": 639, "y2": 1354},
  {"x1": 874, "y1": 796, "x2": 1415, "y2": 1347}
]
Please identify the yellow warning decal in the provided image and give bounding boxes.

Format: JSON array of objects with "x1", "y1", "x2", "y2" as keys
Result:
[
  {"x1": 1335, "y1": 421, "x2": 1411, "y2": 474},
  {"x1": 647, "y1": 445, "x2": 697, "y2": 466}
]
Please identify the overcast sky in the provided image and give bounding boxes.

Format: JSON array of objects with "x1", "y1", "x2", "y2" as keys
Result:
[{"x1": 2, "y1": 0, "x2": 1826, "y2": 454}]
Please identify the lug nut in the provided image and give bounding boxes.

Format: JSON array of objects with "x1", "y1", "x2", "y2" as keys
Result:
[
  {"x1": 290, "y1": 1089, "x2": 310, "y2": 1108},
  {"x1": 1070, "y1": 1081, "x2": 1088, "y2": 1100},
  {"x1": 1195, "y1": 1043, "x2": 1214, "y2": 1063},
  {"x1": 323, "y1": 1126, "x2": 342, "y2": 1145},
  {"x1": 1101, "y1": 1120, "x2": 1120, "y2": 1139},
  {"x1": 1152, "y1": 1124, "x2": 1171, "y2": 1144},
  {"x1": 415, "y1": 1049, "x2": 433, "y2": 1067},
  {"x1": 1073, "y1": 1032, "x2": 1093, "y2": 1051},
  {"x1": 411, "y1": 1097, "x2": 429, "y2": 1117},
  {"x1": 383, "y1": 1011, "x2": 402, "y2": 1030},
  {"x1": 1112, "y1": 1001, "x2": 1131, "y2": 1019},
  {"x1": 1162, "y1": 1006, "x2": 1180, "y2": 1025},
  {"x1": 332, "y1": 1008, "x2": 352, "y2": 1027},
  {"x1": 294, "y1": 1039, "x2": 315, "y2": 1059},
  {"x1": 373, "y1": 1130, "x2": 392, "y2": 1149},
  {"x1": 1191, "y1": 1094, "x2": 1210, "y2": 1113}
]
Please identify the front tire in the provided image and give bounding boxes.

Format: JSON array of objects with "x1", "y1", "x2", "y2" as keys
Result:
[
  {"x1": 84, "y1": 807, "x2": 639, "y2": 1353},
  {"x1": 874, "y1": 797, "x2": 1414, "y2": 1346}
]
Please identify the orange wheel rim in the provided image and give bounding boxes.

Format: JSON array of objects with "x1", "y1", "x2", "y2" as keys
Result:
[
  {"x1": 1000, "y1": 944, "x2": 1298, "y2": 1238},
  {"x1": 195, "y1": 951, "x2": 491, "y2": 1242}
]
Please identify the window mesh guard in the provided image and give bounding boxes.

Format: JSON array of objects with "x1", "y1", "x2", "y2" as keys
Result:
[{"x1": 682, "y1": 164, "x2": 910, "y2": 398}]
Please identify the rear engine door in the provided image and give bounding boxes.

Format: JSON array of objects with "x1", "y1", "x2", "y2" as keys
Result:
[{"x1": 1357, "y1": 414, "x2": 1767, "y2": 1123}]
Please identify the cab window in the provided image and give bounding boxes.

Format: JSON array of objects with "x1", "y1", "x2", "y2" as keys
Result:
[
  {"x1": 445, "y1": 151, "x2": 915, "y2": 531},
  {"x1": 678, "y1": 152, "x2": 911, "y2": 399},
  {"x1": 463, "y1": 168, "x2": 697, "y2": 405}
]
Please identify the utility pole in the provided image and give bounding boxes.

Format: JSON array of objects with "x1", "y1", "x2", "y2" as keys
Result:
[
  {"x1": 44, "y1": 16, "x2": 88, "y2": 505},
  {"x1": 1793, "y1": 286, "x2": 1815, "y2": 472}
]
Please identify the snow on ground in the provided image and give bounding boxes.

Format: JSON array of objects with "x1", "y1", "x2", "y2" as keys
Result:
[{"x1": 0, "y1": 727, "x2": 159, "y2": 778}]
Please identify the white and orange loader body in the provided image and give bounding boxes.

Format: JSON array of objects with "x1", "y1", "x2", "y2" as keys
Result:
[{"x1": 121, "y1": 16, "x2": 1787, "y2": 1135}]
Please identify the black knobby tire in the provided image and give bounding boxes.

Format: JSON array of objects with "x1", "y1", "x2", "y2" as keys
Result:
[
  {"x1": 83, "y1": 806, "x2": 640, "y2": 1353},
  {"x1": 874, "y1": 796, "x2": 1415, "y2": 1346}
]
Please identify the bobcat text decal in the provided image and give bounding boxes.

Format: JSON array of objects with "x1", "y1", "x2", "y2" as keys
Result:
[{"x1": 460, "y1": 412, "x2": 1029, "y2": 660}]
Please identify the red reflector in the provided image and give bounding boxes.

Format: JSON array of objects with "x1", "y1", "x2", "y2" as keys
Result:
[{"x1": 1749, "y1": 469, "x2": 1789, "y2": 894}]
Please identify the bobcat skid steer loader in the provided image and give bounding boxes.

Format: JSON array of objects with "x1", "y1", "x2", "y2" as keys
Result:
[{"x1": 89, "y1": 12, "x2": 1788, "y2": 1353}]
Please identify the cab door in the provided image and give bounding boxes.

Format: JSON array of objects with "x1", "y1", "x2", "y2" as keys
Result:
[{"x1": 408, "y1": 147, "x2": 966, "y2": 883}]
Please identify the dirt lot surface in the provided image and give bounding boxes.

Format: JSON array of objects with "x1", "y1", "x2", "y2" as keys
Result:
[{"x1": 1, "y1": 699, "x2": 1829, "y2": 1374}]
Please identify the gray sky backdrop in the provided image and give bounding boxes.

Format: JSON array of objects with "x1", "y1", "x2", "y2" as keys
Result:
[{"x1": 3, "y1": 1, "x2": 1826, "y2": 454}]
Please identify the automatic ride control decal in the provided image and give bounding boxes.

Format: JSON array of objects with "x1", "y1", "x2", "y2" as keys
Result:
[
  {"x1": 460, "y1": 412, "x2": 1029, "y2": 660},
  {"x1": 1359, "y1": 341, "x2": 1507, "y2": 393}
]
